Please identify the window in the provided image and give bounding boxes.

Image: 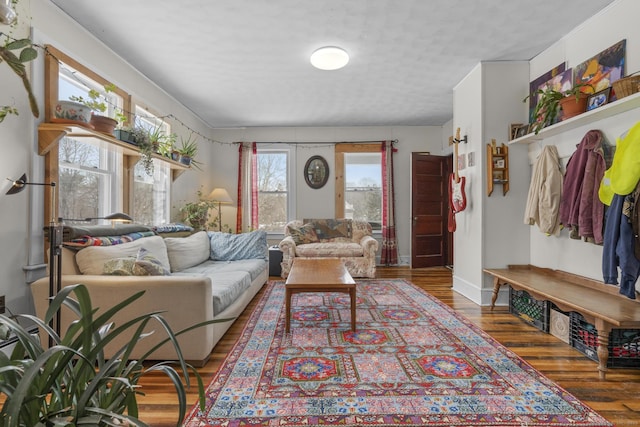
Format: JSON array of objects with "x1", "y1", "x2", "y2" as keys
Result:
[
  {"x1": 335, "y1": 144, "x2": 382, "y2": 231},
  {"x1": 256, "y1": 148, "x2": 291, "y2": 233},
  {"x1": 58, "y1": 137, "x2": 121, "y2": 222},
  {"x1": 131, "y1": 105, "x2": 172, "y2": 225}
]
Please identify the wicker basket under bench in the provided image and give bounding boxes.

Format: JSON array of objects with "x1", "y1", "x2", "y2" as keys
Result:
[{"x1": 484, "y1": 264, "x2": 640, "y2": 379}]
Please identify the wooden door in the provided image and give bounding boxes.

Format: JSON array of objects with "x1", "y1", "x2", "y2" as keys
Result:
[{"x1": 411, "y1": 153, "x2": 451, "y2": 268}]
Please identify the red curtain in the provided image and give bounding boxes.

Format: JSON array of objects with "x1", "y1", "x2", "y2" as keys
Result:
[
  {"x1": 236, "y1": 142, "x2": 258, "y2": 233},
  {"x1": 381, "y1": 140, "x2": 398, "y2": 265}
]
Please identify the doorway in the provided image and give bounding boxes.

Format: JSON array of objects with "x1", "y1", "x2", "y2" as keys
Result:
[{"x1": 411, "y1": 153, "x2": 452, "y2": 268}]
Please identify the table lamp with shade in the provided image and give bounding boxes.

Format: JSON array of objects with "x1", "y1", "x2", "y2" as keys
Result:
[{"x1": 208, "y1": 187, "x2": 233, "y2": 232}]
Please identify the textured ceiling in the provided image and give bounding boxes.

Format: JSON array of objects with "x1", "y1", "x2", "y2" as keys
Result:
[{"x1": 49, "y1": 0, "x2": 615, "y2": 128}]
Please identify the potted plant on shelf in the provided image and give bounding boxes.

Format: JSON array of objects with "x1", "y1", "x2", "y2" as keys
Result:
[
  {"x1": 0, "y1": 284, "x2": 213, "y2": 426},
  {"x1": 524, "y1": 83, "x2": 594, "y2": 134},
  {"x1": 177, "y1": 133, "x2": 200, "y2": 169},
  {"x1": 68, "y1": 83, "x2": 120, "y2": 135}
]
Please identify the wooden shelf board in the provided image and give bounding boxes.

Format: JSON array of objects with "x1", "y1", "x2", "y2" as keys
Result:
[{"x1": 509, "y1": 91, "x2": 640, "y2": 144}]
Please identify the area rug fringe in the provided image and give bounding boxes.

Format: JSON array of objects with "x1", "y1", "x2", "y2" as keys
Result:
[{"x1": 184, "y1": 279, "x2": 611, "y2": 427}]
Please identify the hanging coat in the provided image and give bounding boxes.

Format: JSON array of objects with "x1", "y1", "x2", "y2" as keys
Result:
[
  {"x1": 524, "y1": 145, "x2": 563, "y2": 235},
  {"x1": 558, "y1": 129, "x2": 608, "y2": 244}
]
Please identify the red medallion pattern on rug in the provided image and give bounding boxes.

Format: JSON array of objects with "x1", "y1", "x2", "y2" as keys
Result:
[{"x1": 184, "y1": 279, "x2": 611, "y2": 427}]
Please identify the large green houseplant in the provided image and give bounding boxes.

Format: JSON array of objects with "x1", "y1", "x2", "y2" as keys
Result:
[{"x1": 0, "y1": 284, "x2": 216, "y2": 426}]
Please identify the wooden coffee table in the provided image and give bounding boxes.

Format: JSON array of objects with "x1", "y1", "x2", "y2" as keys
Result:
[{"x1": 285, "y1": 258, "x2": 356, "y2": 333}]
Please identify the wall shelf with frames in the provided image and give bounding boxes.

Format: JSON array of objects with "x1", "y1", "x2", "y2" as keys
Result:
[{"x1": 509, "y1": 91, "x2": 640, "y2": 144}]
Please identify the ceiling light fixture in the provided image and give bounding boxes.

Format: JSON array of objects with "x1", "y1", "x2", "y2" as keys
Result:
[{"x1": 310, "y1": 46, "x2": 349, "y2": 71}]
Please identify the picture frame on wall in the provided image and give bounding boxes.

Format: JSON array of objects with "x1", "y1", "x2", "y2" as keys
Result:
[{"x1": 586, "y1": 87, "x2": 611, "y2": 111}]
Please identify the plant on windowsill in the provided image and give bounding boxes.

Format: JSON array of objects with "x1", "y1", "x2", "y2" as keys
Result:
[
  {"x1": 0, "y1": 283, "x2": 228, "y2": 426},
  {"x1": 177, "y1": 133, "x2": 201, "y2": 170},
  {"x1": 523, "y1": 83, "x2": 594, "y2": 134},
  {"x1": 69, "y1": 83, "x2": 121, "y2": 134},
  {"x1": 114, "y1": 125, "x2": 155, "y2": 176}
]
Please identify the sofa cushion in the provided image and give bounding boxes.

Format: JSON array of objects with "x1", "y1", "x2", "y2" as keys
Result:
[
  {"x1": 286, "y1": 222, "x2": 319, "y2": 244},
  {"x1": 303, "y1": 218, "x2": 352, "y2": 240},
  {"x1": 103, "y1": 257, "x2": 139, "y2": 276},
  {"x1": 296, "y1": 241, "x2": 364, "y2": 257},
  {"x1": 164, "y1": 231, "x2": 210, "y2": 272},
  {"x1": 75, "y1": 235, "x2": 170, "y2": 275},
  {"x1": 175, "y1": 265, "x2": 252, "y2": 314},
  {"x1": 209, "y1": 230, "x2": 268, "y2": 261}
]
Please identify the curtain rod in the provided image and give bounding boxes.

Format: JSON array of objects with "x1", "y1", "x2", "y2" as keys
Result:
[{"x1": 234, "y1": 140, "x2": 398, "y2": 144}]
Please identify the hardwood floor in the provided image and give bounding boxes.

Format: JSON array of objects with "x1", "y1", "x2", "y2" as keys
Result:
[{"x1": 137, "y1": 267, "x2": 640, "y2": 426}]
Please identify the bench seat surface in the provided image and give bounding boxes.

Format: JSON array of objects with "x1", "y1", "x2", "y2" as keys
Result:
[{"x1": 484, "y1": 267, "x2": 640, "y2": 328}]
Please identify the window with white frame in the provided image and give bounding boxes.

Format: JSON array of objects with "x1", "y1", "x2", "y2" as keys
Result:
[
  {"x1": 343, "y1": 152, "x2": 382, "y2": 230},
  {"x1": 131, "y1": 105, "x2": 172, "y2": 225},
  {"x1": 256, "y1": 147, "x2": 292, "y2": 233},
  {"x1": 58, "y1": 137, "x2": 121, "y2": 223}
]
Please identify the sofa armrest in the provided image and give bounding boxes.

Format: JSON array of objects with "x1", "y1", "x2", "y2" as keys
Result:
[
  {"x1": 31, "y1": 274, "x2": 215, "y2": 361},
  {"x1": 359, "y1": 235, "x2": 379, "y2": 258},
  {"x1": 279, "y1": 236, "x2": 296, "y2": 259}
]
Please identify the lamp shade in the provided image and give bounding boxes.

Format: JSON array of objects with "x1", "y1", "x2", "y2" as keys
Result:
[
  {"x1": 208, "y1": 188, "x2": 233, "y2": 203},
  {"x1": 310, "y1": 46, "x2": 349, "y2": 70},
  {"x1": 103, "y1": 212, "x2": 133, "y2": 222}
]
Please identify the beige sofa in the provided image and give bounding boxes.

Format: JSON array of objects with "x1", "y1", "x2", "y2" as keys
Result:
[
  {"x1": 31, "y1": 230, "x2": 268, "y2": 366},
  {"x1": 279, "y1": 219, "x2": 378, "y2": 278}
]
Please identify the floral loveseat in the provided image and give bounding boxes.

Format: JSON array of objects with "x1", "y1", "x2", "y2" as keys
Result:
[{"x1": 279, "y1": 219, "x2": 378, "y2": 278}]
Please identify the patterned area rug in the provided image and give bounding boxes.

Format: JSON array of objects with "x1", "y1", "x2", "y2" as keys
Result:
[{"x1": 184, "y1": 279, "x2": 611, "y2": 426}]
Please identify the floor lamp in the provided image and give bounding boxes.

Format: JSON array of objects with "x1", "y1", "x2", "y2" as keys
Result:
[
  {"x1": 6, "y1": 173, "x2": 61, "y2": 346},
  {"x1": 208, "y1": 187, "x2": 233, "y2": 232}
]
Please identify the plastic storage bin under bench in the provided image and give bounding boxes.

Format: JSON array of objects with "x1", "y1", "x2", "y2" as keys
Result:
[
  {"x1": 508, "y1": 287, "x2": 550, "y2": 333},
  {"x1": 570, "y1": 312, "x2": 640, "y2": 368}
]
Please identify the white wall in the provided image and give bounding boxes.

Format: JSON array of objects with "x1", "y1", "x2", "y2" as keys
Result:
[
  {"x1": 210, "y1": 126, "x2": 449, "y2": 261},
  {"x1": 526, "y1": 0, "x2": 640, "y2": 281},
  {"x1": 0, "y1": 0, "x2": 213, "y2": 315}
]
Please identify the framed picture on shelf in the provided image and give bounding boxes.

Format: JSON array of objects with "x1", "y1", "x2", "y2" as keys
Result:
[
  {"x1": 586, "y1": 87, "x2": 611, "y2": 111},
  {"x1": 494, "y1": 159, "x2": 505, "y2": 168},
  {"x1": 574, "y1": 39, "x2": 625, "y2": 99},
  {"x1": 515, "y1": 124, "x2": 530, "y2": 139},
  {"x1": 509, "y1": 123, "x2": 523, "y2": 141}
]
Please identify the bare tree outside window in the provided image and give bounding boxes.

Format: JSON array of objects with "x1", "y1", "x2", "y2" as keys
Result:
[
  {"x1": 345, "y1": 153, "x2": 382, "y2": 230},
  {"x1": 257, "y1": 151, "x2": 288, "y2": 232},
  {"x1": 58, "y1": 138, "x2": 103, "y2": 222}
]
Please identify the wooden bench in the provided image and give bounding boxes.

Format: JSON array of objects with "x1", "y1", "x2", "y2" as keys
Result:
[{"x1": 484, "y1": 264, "x2": 640, "y2": 379}]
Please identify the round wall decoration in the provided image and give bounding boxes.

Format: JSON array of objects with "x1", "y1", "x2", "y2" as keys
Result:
[{"x1": 304, "y1": 155, "x2": 329, "y2": 189}]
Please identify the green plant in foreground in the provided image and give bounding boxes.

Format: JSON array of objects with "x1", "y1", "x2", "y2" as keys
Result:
[{"x1": 0, "y1": 284, "x2": 223, "y2": 426}]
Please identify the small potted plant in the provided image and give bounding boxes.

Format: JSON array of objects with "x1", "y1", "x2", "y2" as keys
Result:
[
  {"x1": 177, "y1": 133, "x2": 199, "y2": 168},
  {"x1": 69, "y1": 83, "x2": 119, "y2": 134},
  {"x1": 524, "y1": 83, "x2": 594, "y2": 134},
  {"x1": 178, "y1": 188, "x2": 216, "y2": 230}
]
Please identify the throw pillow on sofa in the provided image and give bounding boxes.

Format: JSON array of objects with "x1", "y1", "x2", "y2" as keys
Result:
[
  {"x1": 75, "y1": 235, "x2": 170, "y2": 275},
  {"x1": 102, "y1": 248, "x2": 170, "y2": 276},
  {"x1": 286, "y1": 223, "x2": 319, "y2": 244},
  {"x1": 164, "y1": 230, "x2": 210, "y2": 272},
  {"x1": 303, "y1": 218, "x2": 352, "y2": 240},
  {"x1": 209, "y1": 230, "x2": 268, "y2": 261}
]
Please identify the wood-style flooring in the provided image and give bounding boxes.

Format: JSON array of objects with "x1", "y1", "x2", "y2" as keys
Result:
[{"x1": 137, "y1": 267, "x2": 640, "y2": 426}]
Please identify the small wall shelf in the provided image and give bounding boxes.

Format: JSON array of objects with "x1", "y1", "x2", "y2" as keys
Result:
[
  {"x1": 487, "y1": 141, "x2": 509, "y2": 196},
  {"x1": 509, "y1": 91, "x2": 640, "y2": 144}
]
